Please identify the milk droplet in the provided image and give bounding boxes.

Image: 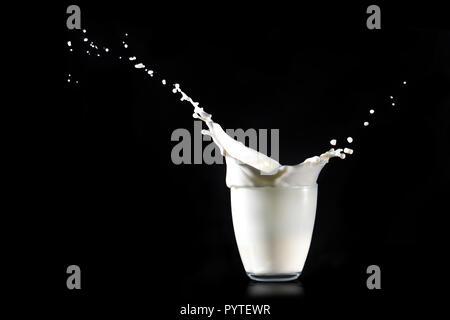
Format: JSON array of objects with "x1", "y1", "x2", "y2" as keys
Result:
[
  {"x1": 162, "y1": 79, "x2": 166, "y2": 85},
  {"x1": 369, "y1": 109, "x2": 374, "y2": 114},
  {"x1": 67, "y1": 41, "x2": 72, "y2": 47},
  {"x1": 347, "y1": 137, "x2": 353, "y2": 143},
  {"x1": 83, "y1": 38, "x2": 88, "y2": 42},
  {"x1": 392, "y1": 102, "x2": 395, "y2": 106},
  {"x1": 124, "y1": 44, "x2": 128, "y2": 48},
  {"x1": 105, "y1": 48, "x2": 109, "y2": 52},
  {"x1": 390, "y1": 96, "x2": 393, "y2": 99},
  {"x1": 82, "y1": 29, "x2": 87, "y2": 33},
  {"x1": 148, "y1": 70, "x2": 153, "y2": 76},
  {"x1": 344, "y1": 148, "x2": 353, "y2": 154},
  {"x1": 129, "y1": 56, "x2": 136, "y2": 61},
  {"x1": 67, "y1": 79, "x2": 70, "y2": 82},
  {"x1": 70, "y1": 48, "x2": 73, "y2": 52},
  {"x1": 364, "y1": 122, "x2": 369, "y2": 126},
  {"x1": 403, "y1": 81, "x2": 407, "y2": 85},
  {"x1": 330, "y1": 139, "x2": 336, "y2": 146},
  {"x1": 134, "y1": 63, "x2": 145, "y2": 69}
]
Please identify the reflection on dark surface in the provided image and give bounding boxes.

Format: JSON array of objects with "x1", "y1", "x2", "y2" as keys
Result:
[{"x1": 247, "y1": 281, "x2": 304, "y2": 299}]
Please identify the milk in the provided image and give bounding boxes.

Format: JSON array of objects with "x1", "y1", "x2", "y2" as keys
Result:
[
  {"x1": 172, "y1": 83, "x2": 348, "y2": 281},
  {"x1": 231, "y1": 185, "x2": 317, "y2": 279}
]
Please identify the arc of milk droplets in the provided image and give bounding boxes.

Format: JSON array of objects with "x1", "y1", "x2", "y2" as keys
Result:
[
  {"x1": 69, "y1": 30, "x2": 210, "y2": 144},
  {"x1": 68, "y1": 29, "x2": 159, "y2": 86},
  {"x1": 328, "y1": 78, "x2": 407, "y2": 151},
  {"x1": 67, "y1": 28, "x2": 113, "y2": 86}
]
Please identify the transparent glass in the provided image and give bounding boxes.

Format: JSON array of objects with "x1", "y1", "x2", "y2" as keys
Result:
[{"x1": 230, "y1": 184, "x2": 318, "y2": 282}]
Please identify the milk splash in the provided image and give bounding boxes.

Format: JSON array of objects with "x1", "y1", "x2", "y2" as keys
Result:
[{"x1": 171, "y1": 83, "x2": 347, "y2": 188}]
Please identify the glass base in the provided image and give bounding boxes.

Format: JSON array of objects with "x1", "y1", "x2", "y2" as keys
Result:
[{"x1": 246, "y1": 272, "x2": 301, "y2": 282}]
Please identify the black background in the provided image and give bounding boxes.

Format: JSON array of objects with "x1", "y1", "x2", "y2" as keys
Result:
[{"x1": 18, "y1": 1, "x2": 449, "y2": 318}]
